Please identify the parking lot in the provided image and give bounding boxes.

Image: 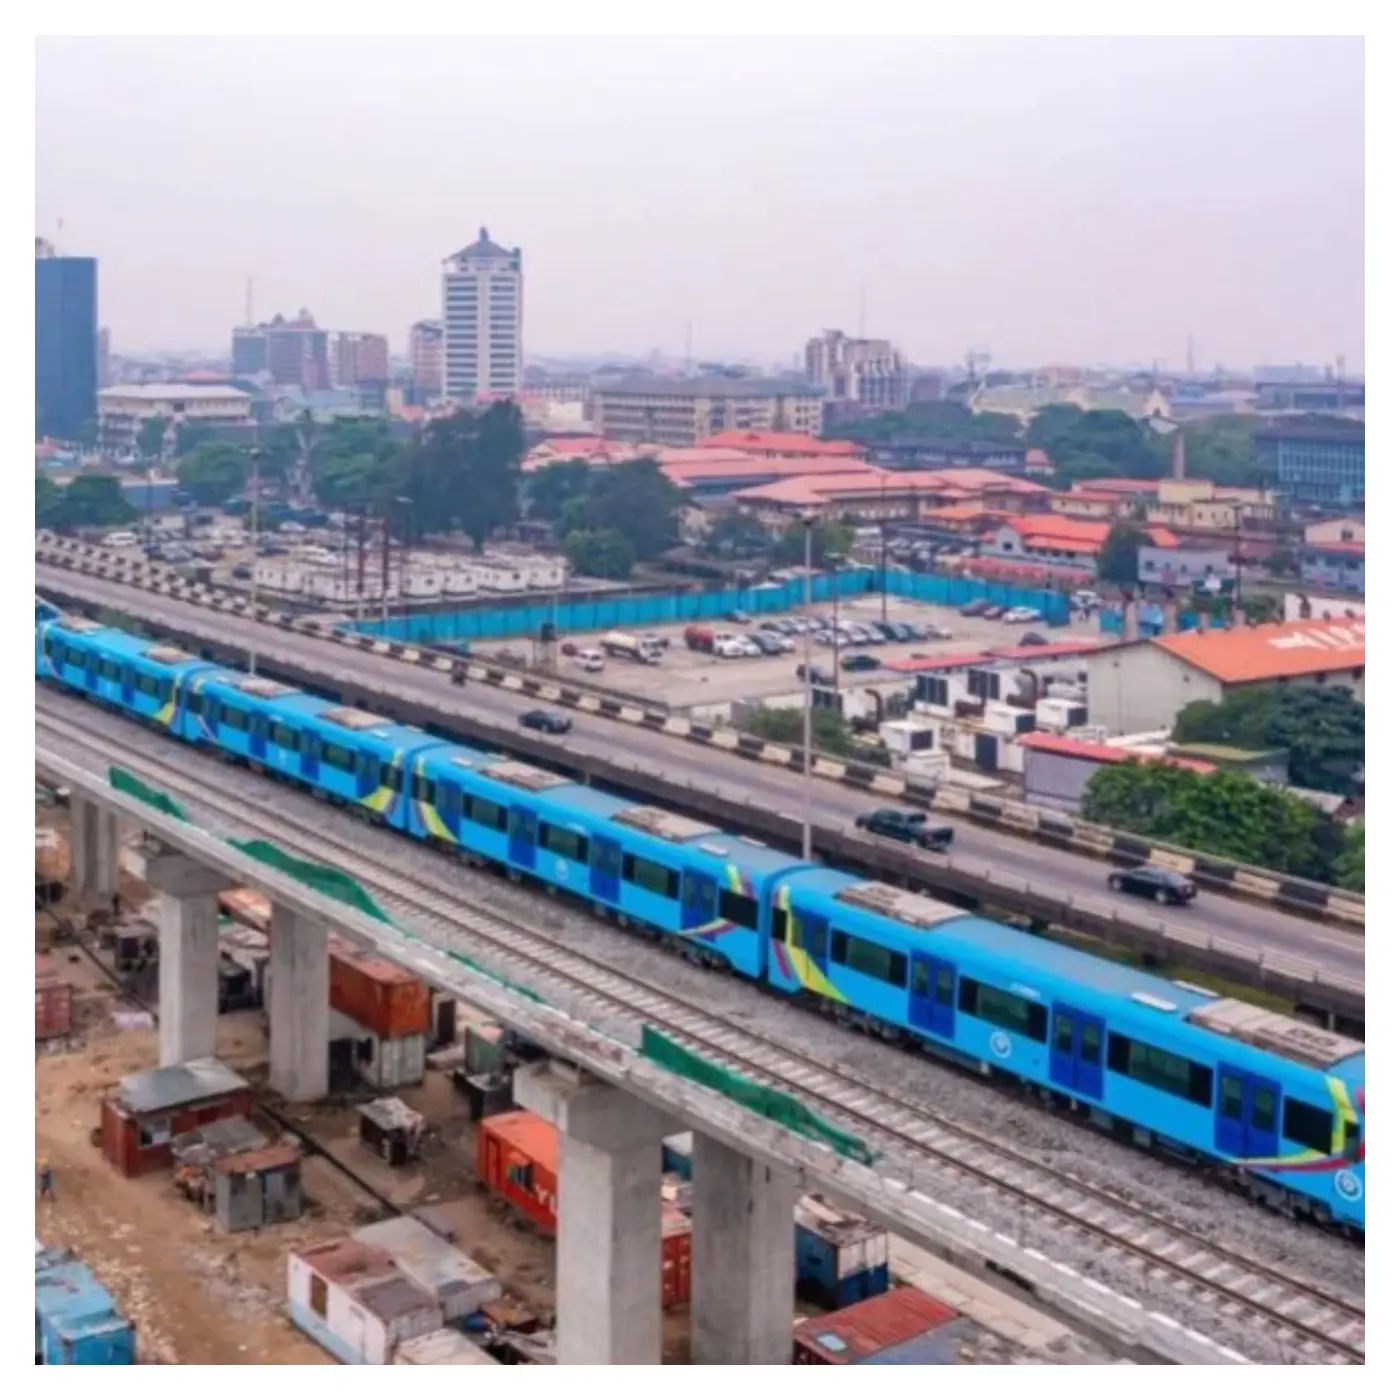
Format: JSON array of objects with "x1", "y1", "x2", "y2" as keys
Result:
[{"x1": 547, "y1": 595, "x2": 1100, "y2": 711}]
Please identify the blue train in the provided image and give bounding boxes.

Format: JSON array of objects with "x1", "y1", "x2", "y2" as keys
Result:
[{"x1": 36, "y1": 614, "x2": 1366, "y2": 1234}]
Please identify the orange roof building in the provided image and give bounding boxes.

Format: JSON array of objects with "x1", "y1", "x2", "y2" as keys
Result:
[
  {"x1": 696, "y1": 430, "x2": 862, "y2": 458},
  {"x1": 1081, "y1": 618, "x2": 1365, "y2": 736},
  {"x1": 992, "y1": 514, "x2": 1179, "y2": 558}
]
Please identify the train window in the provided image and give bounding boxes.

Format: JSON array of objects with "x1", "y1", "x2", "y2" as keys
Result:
[
  {"x1": 320, "y1": 741, "x2": 353, "y2": 771},
  {"x1": 1283, "y1": 1098, "x2": 1334, "y2": 1155},
  {"x1": 41, "y1": 633, "x2": 58, "y2": 660},
  {"x1": 412, "y1": 773, "x2": 437, "y2": 806},
  {"x1": 159, "y1": 680, "x2": 174, "y2": 706},
  {"x1": 682, "y1": 872, "x2": 713, "y2": 917},
  {"x1": 187, "y1": 690, "x2": 204, "y2": 716},
  {"x1": 1054, "y1": 1014, "x2": 1074, "y2": 1055},
  {"x1": 1219, "y1": 1074, "x2": 1243, "y2": 1120},
  {"x1": 804, "y1": 917, "x2": 831, "y2": 963},
  {"x1": 1080, "y1": 1020, "x2": 1101, "y2": 1063},
  {"x1": 379, "y1": 763, "x2": 403, "y2": 792},
  {"x1": 272, "y1": 723, "x2": 298, "y2": 750},
  {"x1": 541, "y1": 823, "x2": 589, "y2": 864},
  {"x1": 1107, "y1": 1034, "x2": 1213, "y2": 1107},
  {"x1": 623, "y1": 854, "x2": 678, "y2": 900},
  {"x1": 221, "y1": 703, "x2": 249, "y2": 732},
  {"x1": 135, "y1": 673, "x2": 160, "y2": 697},
  {"x1": 509, "y1": 808, "x2": 538, "y2": 844},
  {"x1": 592, "y1": 839, "x2": 622, "y2": 876},
  {"x1": 958, "y1": 977, "x2": 1048, "y2": 1042},
  {"x1": 936, "y1": 967, "x2": 954, "y2": 1006},
  {"x1": 1251, "y1": 1085, "x2": 1276, "y2": 1133},
  {"x1": 469, "y1": 796, "x2": 508, "y2": 831},
  {"x1": 832, "y1": 928, "x2": 907, "y2": 987},
  {"x1": 912, "y1": 961, "x2": 929, "y2": 997},
  {"x1": 717, "y1": 889, "x2": 759, "y2": 931},
  {"x1": 100, "y1": 659, "x2": 121, "y2": 681},
  {"x1": 65, "y1": 643, "x2": 88, "y2": 668},
  {"x1": 770, "y1": 906, "x2": 790, "y2": 943},
  {"x1": 1343, "y1": 1119, "x2": 1361, "y2": 1162}
]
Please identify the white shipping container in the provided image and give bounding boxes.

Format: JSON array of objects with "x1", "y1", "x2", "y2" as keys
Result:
[
  {"x1": 327, "y1": 1007, "x2": 426, "y2": 1090},
  {"x1": 354, "y1": 1217, "x2": 501, "y2": 1321},
  {"x1": 395, "y1": 1329, "x2": 499, "y2": 1365}
]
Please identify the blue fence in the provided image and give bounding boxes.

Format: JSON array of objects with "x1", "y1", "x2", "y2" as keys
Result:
[
  {"x1": 357, "y1": 571, "x2": 1070, "y2": 644},
  {"x1": 1099, "y1": 605, "x2": 1230, "y2": 637}
]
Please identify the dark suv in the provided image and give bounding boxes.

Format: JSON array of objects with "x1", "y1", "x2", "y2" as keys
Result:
[
  {"x1": 1107, "y1": 864, "x2": 1196, "y2": 905},
  {"x1": 520, "y1": 709, "x2": 573, "y2": 735},
  {"x1": 855, "y1": 808, "x2": 955, "y2": 852}
]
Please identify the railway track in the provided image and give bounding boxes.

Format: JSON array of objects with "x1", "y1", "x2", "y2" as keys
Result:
[{"x1": 36, "y1": 702, "x2": 1366, "y2": 1365}]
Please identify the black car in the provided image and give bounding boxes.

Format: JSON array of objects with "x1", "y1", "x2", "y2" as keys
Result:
[
  {"x1": 750, "y1": 632, "x2": 784, "y2": 656},
  {"x1": 519, "y1": 709, "x2": 573, "y2": 735},
  {"x1": 855, "y1": 808, "x2": 955, "y2": 852},
  {"x1": 1108, "y1": 864, "x2": 1196, "y2": 905},
  {"x1": 795, "y1": 663, "x2": 834, "y2": 686},
  {"x1": 841, "y1": 652, "x2": 881, "y2": 672},
  {"x1": 1019, "y1": 631, "x2": 1049, "y2": 647},
  {"x1": 960, "y1": 600, "x2": 990, "y2": 617}
]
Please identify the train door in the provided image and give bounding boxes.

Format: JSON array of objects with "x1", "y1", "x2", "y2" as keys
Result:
[
  {"x1": 249, "y1": 712, "x2": 269, "y2": 763},
  {"x1": 590, "y1": 837, "x2": 623, "y2": 904},
  {"x1": 439, "y1": 779, "x2": 463, "y2": 833},
  {"x1": 909, "y1": 953, "x2": 956, "y2": 1040},
  {"x1": 1049, "y1": 1004, "x2": 1106, "y2": 1099},
  {"x1": 794, "y1": 910, "x2": 829, "y2": 974},
  {"x1": 508, "y1": 805, "x2": 538, "y2": 870},
  {"x1": 120, "y1": 663, "x2": 135, "y2": 708},
  {"x1": 355, "y1": 747, "x2": 379, "y2": 801},
  {"x1": 681, "y1": 870, "x2": 718, "y2": 929},
  {"x1": 81, "y1": 648, "x2": 98, "y2": 692},
  {"x1": 1215, "y1": 1066, "x2": 1282, "y2": 1160},
  {"x1": 299, "y1": 728, "x2": 319, "y2": 782}
]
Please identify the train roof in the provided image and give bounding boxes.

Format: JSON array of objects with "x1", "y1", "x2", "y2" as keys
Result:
[{"x1": 51, "y1": 622, "x2": 216, "y2": 673}]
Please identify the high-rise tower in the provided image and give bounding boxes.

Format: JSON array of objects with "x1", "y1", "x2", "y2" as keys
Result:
[{"x1": 442, "y1": 227, "x2": 522, "y2": 401}]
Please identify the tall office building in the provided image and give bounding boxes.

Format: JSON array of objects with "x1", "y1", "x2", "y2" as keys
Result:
[
  {"x1": 804, "y1": 329, "x2": 909, "y2": 411},
  {"x1": 230, "y1": 310, "x2": 330, "y2": 391},
  {"x1": 442, "y1": 228, "x2": 523, "y2": 401},
  {"x1": 331, "y1": 332, "x2": 390, "y2": 388},
  {"x1": 409, "y1": 319, "x2": 444, "y2": 397},
  {"x1": 35, "y1": 237, "x2": 98, "y2": 442}
]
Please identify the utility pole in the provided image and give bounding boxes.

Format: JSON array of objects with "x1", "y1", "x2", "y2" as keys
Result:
[{"x1": 800, "y1": 515, "x2": 816, "y2": 863}]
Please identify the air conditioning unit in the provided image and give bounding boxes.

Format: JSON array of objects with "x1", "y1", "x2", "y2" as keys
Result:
[{"x1": 983, "y1": 703, "x2": 1035, "y2": 739}]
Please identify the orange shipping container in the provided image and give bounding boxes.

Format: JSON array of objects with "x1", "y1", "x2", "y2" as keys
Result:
[
  {"x1": 36, "y1": 954, "x2": 72, "y2": 1041},
  {"x1": 477, "y1": 1111, "x2": 691, "y2": 1309},
  {"x1": 329, "y1": 940, "x2": 431, "y2": 1041}
]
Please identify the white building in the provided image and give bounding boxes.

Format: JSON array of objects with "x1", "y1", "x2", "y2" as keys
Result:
[
  {"x1": 97, "y1": 383, "x2": 251, "y2": 449},
  {"x1": 442, "y1": 227, "x2": 523, "y2": 402},
  {"x1": 804, "y1": 329, "x2": 909, "y2": 411}
]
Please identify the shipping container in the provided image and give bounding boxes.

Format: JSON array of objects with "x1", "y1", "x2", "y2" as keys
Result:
[
  {"x1": 792, "y1": 1286, "x2": 960, "y2": 1364},
  {"x1": 794, "y1": 1195, "x2": 890, "y2": 1310},
  {"x1": 661, "y1": 1131, "x2": 694, "y2": 1179},
  {"x1": 353, "y1": 1217, "x2": 501, "y2": 1321},
  {"x1": 357, "y1": 1098, "x2": 425, "y2": 1167},
  {"x1": 328, "y1": 935, "x2": 431, "y2": 1040},
  {"x1": 466, "y1": 1022, "x2": 507, "y2": 1076},
  {"x1": 478, "y1": 1111, "x2": 692, "y2": 1307},
  {"x1": 36, "y1": 955, "x2": 73, "y2": 1040},
  {"x1": 35, "y1": 1251, "x2": 136, "y2": 1365},
  {"x1": 288, "y1": 1238, "x2": 441, "y2": 1365},
  {"x1": 329, "y1": 1007, "x2": 426, "y2": 1090},
  {"x1": 394, "y1": 1329, "x2": 500, "y2": 1365},
  {"x1": 858, "y1": 1315, "x2": 980, "y2": 1364}
]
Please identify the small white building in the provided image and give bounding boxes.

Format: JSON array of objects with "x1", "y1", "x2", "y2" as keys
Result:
[
  {"x1": 98, "y1": 383, "x2": 252, "y2": 449},
  {"x1": 352, "y1": 1217, "x2": 500, "y2": 1321}
]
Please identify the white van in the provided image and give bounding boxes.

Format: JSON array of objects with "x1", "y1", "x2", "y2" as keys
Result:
[
  {"x1": 574, "y1": 648, "x2": 605, "y2": 673},
  {"x1": 714, "y1": 637, "x2": 748, "y2": 658},
  {"x1": 102, "y1": 530, "x2": 139, "y2": 549}
]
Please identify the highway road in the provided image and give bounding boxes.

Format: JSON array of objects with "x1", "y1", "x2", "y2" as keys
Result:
[{"x1": 37, "y1": 563, "x2": 1364, "y2": 983}]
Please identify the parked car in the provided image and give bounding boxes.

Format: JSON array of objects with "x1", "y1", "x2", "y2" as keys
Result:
[
  {"x1": 520, "y1": 709, "x2": 572, "y2": 735},
  {"x1": 1019, "y1": 631, "x2": 1050, "y2": 647},
  {"x1": 750, "y1": 632, "x2": 784, "y2": 656},
  {"x1": 724, "y1": 609, "x2": 751, "y2": 624},
  {"x1": 759, "y1": 619, "x2": 785, "y2": 633},
  {"x1": 640, "y1": 632, "x2": 669, "y2": 651},
  {"x1": 795, "y1": 663, "x2": 835, "y2": 686},
  {"x1": 841, "y1": 652, "x2": 881, "y2": 672},
  {"x1": 1107, "y1": 864, "x2": 1197, "y2": 906},
  {"x1": 855, "y1": 809, "x2": 955, "y2": 852},
  {"x1": 959, "y1": 600, "x2": 991, "y2": 617},
  {"x1": 922, "y1": 623, "x2": 953, "y2": 640},
  {"x1": 231, "y1": 563, "x2": 252, "y2": 581},
  {"x1": 1070, "y1": 589, "x2": 1103, "y2": 610},
  {"x1": 573, "y1": 649, "x2": 605, "y2": 672},
  {"x1": 981, "y1": 605, "x2": 1006, "y2": 620},
  {"x1": 1003, "y1": 606, "x2": 1042, "y2": 624}
]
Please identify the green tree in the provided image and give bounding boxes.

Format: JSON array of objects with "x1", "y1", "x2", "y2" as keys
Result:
[
  {"x1": 1334, "y1": 824, "x2": 1364, "y2": 893},
  {"x1": 257, "y1": 424, "x2": 302, "y2": 482},
  {"x1": 48, "y1": 475, "x2": 138, "y2": 529},
  {"x1": 833, "y1": 400, "x2": 1022, "y2": 447},
  {"x1": 1028, "y1": 405, "x2": 1166, "y2": 482},
  {"x1": 1082, "y1": 761, "x2": 1343, "y2": 884},
  {"x1": 575, "y1": 458, "x2": 683, "y2": 561},
  {"x1": 136, "y1": 415, "x2": 170, "y2": 460},
  {"x1": 702, "y1": 512, "x2": 773, "y2": 559},
  {"x1": 1097, "y1": 523, "x2": 1149, "y2": 586},
  {"x1": 177, "y1": 441, "x2": 250, "y2": 506},
  {"x1": 36, "y1": 474, "x2": 64, "y2": 528},
  {"x1": 1178, "y1": 416, "x2": 1263, "y2": 489},
  {"x1": 771, "y1": 519, "x2": 855, "y2": 569},
  {"x1": 563, "y1": 526, "x2": 635, "y2": 579},
  {"x1": 527, "y1": 459, "x2": 592, "y2": 524},
  {"x1": 745, "y1": 704, "x2": 858, "y2": 758},
  {"x1": 174, "y1": 421, "x2": 215, "y2": 456}
]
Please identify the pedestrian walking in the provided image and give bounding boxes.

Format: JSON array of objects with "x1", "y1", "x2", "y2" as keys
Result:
[{"x1": 38, "y1": 1160, "x2": 54, "y2": 1201}]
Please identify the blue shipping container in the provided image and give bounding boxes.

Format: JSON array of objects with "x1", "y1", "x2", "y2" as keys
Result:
[
  {"x1": 794, "y1": 1197, "x2": 890, "y2": 1311},
  {"x1": 661, "y1": 1132, "x2": 694, "y2": 1180},
  {"x1": 35, "y1": 1251, "x2": 136, "y2": 1365}
]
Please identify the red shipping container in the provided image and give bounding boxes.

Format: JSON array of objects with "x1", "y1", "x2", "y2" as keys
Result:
[
  {"x1": 36, "y1": 954, "x2": 72, "y2": 1041},
  {"x1": 327, "y1": 936, "x2": 431, "y2": 1041},
  {"x1": 793, "y1": 1286, "x2": 959, "y2": 1364},
  {"x1": 478, "y1": 1111, "x2": 692, "y2": 1309}
]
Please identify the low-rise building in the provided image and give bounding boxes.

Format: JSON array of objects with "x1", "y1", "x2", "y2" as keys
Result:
[
  {"x1": 1300, "y1": 541, "x2": 1364, "y2": 594},
  {"x1": 987, "y1": 514, "x2": 1178, "y2": 572},
  {"x1": 594, "y1": 375, "x2": 824, "y2": 447},
  {"x1": 1137, "y1": 545, "x2": 1232, "y2": 590},
  {"x1": 1081, "y1": 618, "x2": 1365, "y2": 735},
  {"x1": 695, "y1": 429, "x2": 861, "y2": 459},
  {"x1": 97, "y1": 383, "x2": 252, "y2": 449}
]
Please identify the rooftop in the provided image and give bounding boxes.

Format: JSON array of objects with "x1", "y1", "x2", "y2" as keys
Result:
[
  {"x1": 98, "y1": 383, "x2": 251, "y2": 403},
  {"x1": 447, "y1": 226, "x2": 516, "y2": 262},
  {"x1": 696, "y1": 430, "x2": 861, "y2": 456},
  {"x1": 1001, "y1": 513, "x2": 1179, "y2": 550},
  {"x1": 599, "y1": 374, "x2": 823, "y2": 399},
  {"x1": 1018, "y1": 731, "x2": 1216, "y2": 773},
  {"x1": 1151, "y1": 618, "x2": 1365, "y2": 685},
  {"x1": 116, "y1": 1057, "x2": 248, "y2": 1115}
]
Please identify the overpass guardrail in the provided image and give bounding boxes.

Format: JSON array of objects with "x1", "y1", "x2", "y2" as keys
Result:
[{"x1": 36, "y1": 533, "x2": 1364, "y2": 935}]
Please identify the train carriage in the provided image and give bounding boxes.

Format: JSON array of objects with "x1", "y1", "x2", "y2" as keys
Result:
[{"x1": 770, "y1": 868, "x2": 1364, "y2": 1230}]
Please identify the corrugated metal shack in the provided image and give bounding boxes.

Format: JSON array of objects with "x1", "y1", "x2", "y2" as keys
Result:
[
  {"x1": 353, "y1": 1217, "x2": 501, "y2": 1321},
  {"x1": 287, "y1": 1238, "x2": 442, "y2": 1365},
  {"x1": 792, "y1": 1286, "x2": 963, "y2": 1364},
  {"x1": 213, "y1": 1144, "x2": 302, "y2": 1232},
  {"x1": 357, "y1": 1098, "x2": 424, "y2": 1167},
  {"x1": 101, "y1": 1058, "x2": 253, "y2": 1178},
  {"x1": 35, "y1": 1248, "x2": 136, "y2": 1365},
  {"x1": 36, "y1": 953, "x2": 73, "y2": 1041}
]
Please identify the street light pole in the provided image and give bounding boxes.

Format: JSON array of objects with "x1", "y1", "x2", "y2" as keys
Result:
[
  {"x1": 801, "y1": 514, "x2": 815, "y2": 863},
  {"x1": 248, "y1": 448, "x2": 262, "y2": 677}
]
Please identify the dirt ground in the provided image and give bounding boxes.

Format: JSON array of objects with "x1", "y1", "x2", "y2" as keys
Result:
[{"x1": 36, "y1": 802, "x2": 694, "y2": 1365}]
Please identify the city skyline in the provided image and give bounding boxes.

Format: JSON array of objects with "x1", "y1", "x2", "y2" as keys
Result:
[{"x1": 37, "y1": 36, "x2": 1364, "y2": 370}]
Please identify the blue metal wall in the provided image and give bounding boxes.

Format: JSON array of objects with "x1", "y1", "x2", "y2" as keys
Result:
[
  {"x1": 357, "y1": 571, "x2": 1071, "y2": 643},
  {"x1": 1098, "y1": 605, "x2": 1230, "y2": 637}
]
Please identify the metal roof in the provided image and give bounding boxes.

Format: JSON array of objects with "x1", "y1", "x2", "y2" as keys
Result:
[{"x1": 117, "y1": 1057, "x2": 248, "y2": 1115}]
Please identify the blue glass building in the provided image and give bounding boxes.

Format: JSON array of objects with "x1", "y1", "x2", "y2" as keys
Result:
[
  {"x1": 35, "y1": 243, "x2": 98, "y2": 443},
  {"x1": 1255, "y1": 420, "x2": 1364, "y2": 509}
]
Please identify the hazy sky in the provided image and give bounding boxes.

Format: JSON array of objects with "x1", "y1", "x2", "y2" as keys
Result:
[{"x1": 36, "y1": 35, "x2": 1364, "y2": 371}]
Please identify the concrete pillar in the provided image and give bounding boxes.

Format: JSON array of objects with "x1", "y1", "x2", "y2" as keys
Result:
[
  {"x1": 514, "y1": 1063, "x2": 676, "y2": 1365},
  {"x1": 69, "y1": 796, "x2": 120, "y2": 911},
  {"x1": 147, "y1": 853, "x2": 227, "y2": 1067},
  {"x1": 691, "y1": 1132, "x2": 796, "y2": 1365},
  {"x1": 268, "y1": 905, "x2": 329, "y2": 1102}
]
